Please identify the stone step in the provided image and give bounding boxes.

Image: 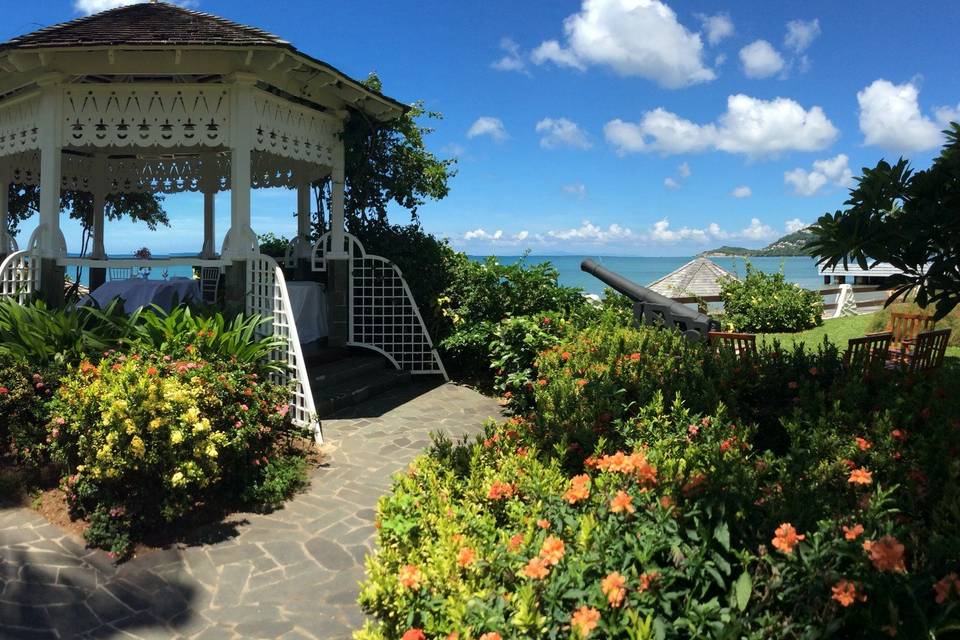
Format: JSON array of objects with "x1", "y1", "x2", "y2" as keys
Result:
[
  {"x1": 309, "y1": 354, "x2": 387, "y2": 388},
  {"x1": 313, "y1": 368, "x2": 412, "y2": 417}
]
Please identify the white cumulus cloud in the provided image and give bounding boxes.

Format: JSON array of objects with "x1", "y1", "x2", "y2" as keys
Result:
[
  {"x1": 547, "y1": 221, "x2": 634, "y2": 243},
  {"x1": 562, "y1": 183, "x2": 588, "y2": 199},
  {"x1": 467, "y1": 117, "x2": 509, "y2": 143},
  {"x1": 784, "y1": 153, "x2": 854, "y2": 196},
  {"x1": 531, "y1": 0, "x2": 716, "y2": 89},
  {"x1": 677, "y1": 162, "x2": 692, "y2": 178},
  {"x1": 697, "y1": 13, "x2": 734, "y2": 45},
  {"x1": 535, "y1": 118, "x2": 593, "y2": 150},
  {"x1": 491, "y1": 38, "x2": 527, "y2": 73},
  {"x1": 664, "y1": 177, "x2": 680, "y2": 189},
  {"x1": 75, "y1": 0, "x2": 137, "y2": 13},
  {"x1": 604, "y1": 94, "x2": 838, "y2": 158},
  {"x1": 730, "y1": 185, "x2": 752, "y2": 198},
  {"x1": 785, "y1": 218, "x2": 808, "y2": 233},
  {"x1": 648, "y1": 218, "x2": 775, "y2": 244},
  {"x1": 739, "y1": 40, "x2": 785, "y2": 78},
  {"x1": 857, "y1": 79, "x2": 959, "y2": 153},
  {"x1": 784, "y1": 19, "x2": 821, "y2": 53}
]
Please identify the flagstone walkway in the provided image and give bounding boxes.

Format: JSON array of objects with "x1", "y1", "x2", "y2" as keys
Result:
[{"x1": 0, "y1": 382, "x2": 502, "y2": 639}]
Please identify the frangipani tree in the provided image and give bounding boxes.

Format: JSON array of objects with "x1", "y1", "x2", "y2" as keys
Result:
[{"x1": 807, "y1": 123, "x2": 960, "y2": 319}]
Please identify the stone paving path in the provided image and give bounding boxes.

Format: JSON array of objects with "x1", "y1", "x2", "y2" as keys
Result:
[{"x1": 0, "y1": 382, "x2": 502, "y2": 639}]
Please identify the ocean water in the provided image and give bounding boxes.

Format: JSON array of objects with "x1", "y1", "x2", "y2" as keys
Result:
[
  {"x1": 68, "y1": 254, "x2": 823, "y2": 297},
  {"x1": 479, "y1": 255, "x2": 824, "y2": 296}
]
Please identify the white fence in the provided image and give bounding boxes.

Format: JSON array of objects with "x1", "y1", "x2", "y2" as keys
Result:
[
  {"x1": 0, "y1": 250, "x2": 37, "y2": 303},
  {"x1": 312, "y1": 232, "x2": 447, "y2": 378},
  {"x1": 247, "y1": 253, "x2": 321, "y2": 443}
]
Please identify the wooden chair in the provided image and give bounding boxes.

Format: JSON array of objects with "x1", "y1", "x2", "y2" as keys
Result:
[
  {"x1": 108, "y1": 267, "x2": 135, "y2": 281},
  {"x1": 901, "y1": 329, "x2": 950, "y2": 372},
  {"x1": 886, "y1": 311, "x2": 936, "y2": 359},
  {"x1": 843, "y1": 332, "x2": 892, "y2": 373},
  {"x1": 708, "y1": 331, "x2": 757, "y2": 360},
  {"x1": 200, "y1": 267, "x2": 221, "y2": 305}
]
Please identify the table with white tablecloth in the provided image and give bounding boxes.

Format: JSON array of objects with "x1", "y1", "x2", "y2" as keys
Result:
[
  {"x1": 82, "y1": 278, "x2": 200, "y2": 314},
  {"x1": 285, "y1": 281, "x2": 328, "y2": 343}
]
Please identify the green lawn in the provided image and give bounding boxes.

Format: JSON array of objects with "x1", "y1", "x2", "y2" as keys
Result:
[{"x1": 759, "y1": 312, "x2": 960, "y2": 358}]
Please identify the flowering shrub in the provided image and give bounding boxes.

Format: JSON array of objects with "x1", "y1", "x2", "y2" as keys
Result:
[
  {"x1": 359, "y1": 324, "x2": 960, "y2": 637},
  {"x1": 46, "y1": 353, "x2": 308, "y2": 556},
  {"x1": 719, "y1": 263, "x2": 823, "y2": 333},
  {"x1": 0, "y1": 353, "x2": 53, "y2": 466}
]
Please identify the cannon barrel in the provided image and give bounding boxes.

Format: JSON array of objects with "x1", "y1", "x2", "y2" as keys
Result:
[{"x1": 580, "y1": 259, "x2": 718, "y2": 340}]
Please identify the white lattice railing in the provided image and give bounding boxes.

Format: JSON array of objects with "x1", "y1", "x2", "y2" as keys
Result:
[
  {"x1": 312, "y1": 232, "x2": 447, "y2": 378},
  {"x1": 246, "y1": 254, "x2": 321, "y2": 443},
  {"x1": 0, "y1": 250, "x2": 37, "y2": 303}
]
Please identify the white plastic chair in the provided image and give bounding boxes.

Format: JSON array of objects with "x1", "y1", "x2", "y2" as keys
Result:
[
  {"x1": 108, "y1": 267, "x2": 135, "y2": 281},
  {"x1": 200, "y1": 267, "x2": 221, "y2": 304}
]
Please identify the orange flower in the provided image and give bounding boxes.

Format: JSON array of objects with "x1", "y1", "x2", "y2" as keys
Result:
[
  {"x1": 539, "y1": 535, "x2": 565, "y2": 565},
  {"x1": 576, "y1": 379, "x2": 588, "y2": 387},
  {"x1": 629, "y1": 353, "x2": 641, "y2": 361},
  {"x1": 507, "y1": 533, "x2": 524, "y2": 552},
  {"x1": 831, "y1": 579, "x2": 866, "y2": 607},
  {"x1": 848, "y1": 467, "x2": 873, "y2": 485},
  {"x1": 457, "y1": 546, "x2": 477, "y2": 568},
  {"x1": 610, "y1": 490, "x2": 635, "y2": 514},
  {"x1": 772, "y1": 523, "x2": 805, "y2": 554},
  {"x1": 522, "y1": 557, "x2": 550, "y2": 580},
  {"x1": 933, "y1": 572, "x2": 959, "y2": 604},
  {"x1": 562, "y1": 351, "x2": 571, "y2": 361},
  {"x1": 487, "y1": 481, "x2": 516, "y2": 501},
  {"x1": 863, "y1": 536, "x2": 906, "y2": 573},
  {"x1": 682, "y1": 473, "x2": 707, "y2": 496},
  {"x1": 855, "y1": 437, "x2": 871, "y2": 451},
  {"x1": 479, "y1": 634, "x2": 502, "y2": 640},
  {"x1": 843, "y1": 523, "x2": 865, "y2": 541},
  {"x1": 601, "y1": 572, "x2": 626, "y2": 608},
  {"x1": 564, "y1": 474, "x2": 591, "y2": 504},
  {"x1": 402, "y1": 629, "x2": 426, "y2": 640},
  {"x1": 659, "y1": 496, "x2": 674, "y2": 509},
  {"x1": 638, "y1": 571, "x2": 659, "y2": 592},
  {"x1": 571, "y1": 606, "x2": 601, "y2": 638},
  {"x1": 595, "y1": 451, "x2": 658, "y2": 486},
  {"x1": 398, "y1": 564, "x2": 422, "y2": 590}
]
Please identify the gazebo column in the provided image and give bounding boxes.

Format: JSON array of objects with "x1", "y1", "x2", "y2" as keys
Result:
[
  {"x1": 200, "y1": 191, "x2": 217, "y2": 259},
  {"x1": 37, "y1": 75, "x2": 65, "y2": 307},
  {"x1": 0, "y1": 180, "x2": 10, "y2": 261},
  {"x1": 89, "y1": 155, "x2": 108, "y2": 292},
  {"x1": 295, "y1": 179, "x2": 312, "y2": 279},
  {"x1": 222, "y1": 75, "x2": 258, "y2": 316},
  {"x1": 325, "y1": 137, "x2": 349, "y2": 347}
]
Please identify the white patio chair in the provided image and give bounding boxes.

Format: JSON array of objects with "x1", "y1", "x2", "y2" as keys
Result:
[
  {"x1": 108, "y1": 267, "x2": 135, "y2": 281},
  {"x1": 200, "y1": 267, "x2": 221, "y2": 304}
]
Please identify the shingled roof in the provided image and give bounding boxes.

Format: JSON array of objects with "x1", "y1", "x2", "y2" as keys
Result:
[
  {"x1": 648, "y1": 258, "x2": 736, "y2": 299},
  {"x1": 0, "y1": 2, "x2": 288, "y2": 50}
]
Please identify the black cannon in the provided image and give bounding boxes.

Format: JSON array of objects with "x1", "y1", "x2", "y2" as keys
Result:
[{"x1": 581, "y1": 259, "x2": 719, "y2": 341}]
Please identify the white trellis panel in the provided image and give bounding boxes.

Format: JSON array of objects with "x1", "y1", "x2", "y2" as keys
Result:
[
  {"x1": 0, "y1": 250, "x2": 38, "y2": 303},
  {"x1": 311, "y1": 232, "x2": 447, "y2": 378},
  {"x1": 246, "y1": 254, "x2": 321, "y2": 443}
]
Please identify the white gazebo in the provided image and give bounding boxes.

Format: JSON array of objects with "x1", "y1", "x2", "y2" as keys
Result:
[{"x1": 0, "y1": 2, "x2": 447, "y2": 441}]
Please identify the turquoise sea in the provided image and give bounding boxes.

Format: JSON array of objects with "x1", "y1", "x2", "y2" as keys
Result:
[
  {"x1": 69, "y1": 255, "x2": 823, "y2": 297},
  {"x1": 479, "y1": 255, "x2": 823, "y2": 297}
]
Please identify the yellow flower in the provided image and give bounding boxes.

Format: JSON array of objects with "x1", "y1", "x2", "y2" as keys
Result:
[
  {"x1": 171, "y1": 471, "x2": 186, "y2": 487},
  {"x1": 130, "y1": 436, "x2": 146, "y2": 458},
  {"x1": 205, "y1": 443, "x2": 218, "y2": 459},
  {"x1": 124, "y1": 419, "x2": 137, "y2": 435},
  {"x1": 148, "y1": 418, "x2": 163, "y2": 431},
  {"x1": 170, "y1": 430, "x2": 184, "y2": 445}
]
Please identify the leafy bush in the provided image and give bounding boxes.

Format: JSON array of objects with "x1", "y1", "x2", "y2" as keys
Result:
[
  {"x1": 257, "y1": 232, "x2": 291, "y2": 259},
  {"x1": 719, "y1": 263, "x2": 823, "y2": 333},
  {"x1": 359, "y1": 324, "x2": 960, "y2": 638},
  {"x1": 47, "y1": 353, "x2": 308, "y2": 557},
  {"x1": 489, "y1": 314, "x2": 568, "y2": 413},
  {"x1": 438, "y1": 256, "x2": 587, "y2": 383},
  {"x1": 0, "y1": 353, "x2": 50, "y2": 465}
]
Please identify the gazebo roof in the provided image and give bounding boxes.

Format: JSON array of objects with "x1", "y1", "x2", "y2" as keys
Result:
[
  {"x1": 0, "y1": 2, "x2": 287, "y2": 50},
  {"x1": 648, "y1": 257, "x2": 735, "y2": 299},
  {"x1": 0, "y1": 2, "x2": 407, "y2": 119}
]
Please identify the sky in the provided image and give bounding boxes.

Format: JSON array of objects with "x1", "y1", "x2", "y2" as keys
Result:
[{"x1": 7, "y1": 0, "x2": 960, "y2": 256}]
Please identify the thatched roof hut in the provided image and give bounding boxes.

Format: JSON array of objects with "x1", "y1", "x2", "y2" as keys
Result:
[{"x1": 648, "y1": 258, "x2": 735, "y2": 299}]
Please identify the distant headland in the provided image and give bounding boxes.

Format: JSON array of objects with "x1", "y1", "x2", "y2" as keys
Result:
[{"x1": 699, "y1": 228, "x2": 815, "y2": 258}]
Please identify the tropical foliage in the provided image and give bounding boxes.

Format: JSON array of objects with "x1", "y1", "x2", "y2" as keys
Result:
[
  {"x1": 359, "y1": 323, "x2": 960, "y2": 638},
  {"x1": 719, "y1": 263, "x2": 823, "y2": 333},
  {"x1": 808, "y1": 122, "x2": 960, "y2": 319}
]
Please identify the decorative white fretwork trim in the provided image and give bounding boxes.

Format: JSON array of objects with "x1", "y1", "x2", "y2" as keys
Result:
[
  {"x1": 0, "y1": 95, "x2": 41, "y2": 159},
  {"x1": 253, "y1": 90, "x2": 339, "y2": 167},
  {"x1": 63, "y1": 86, "x2": 230, "y2": 149}
]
